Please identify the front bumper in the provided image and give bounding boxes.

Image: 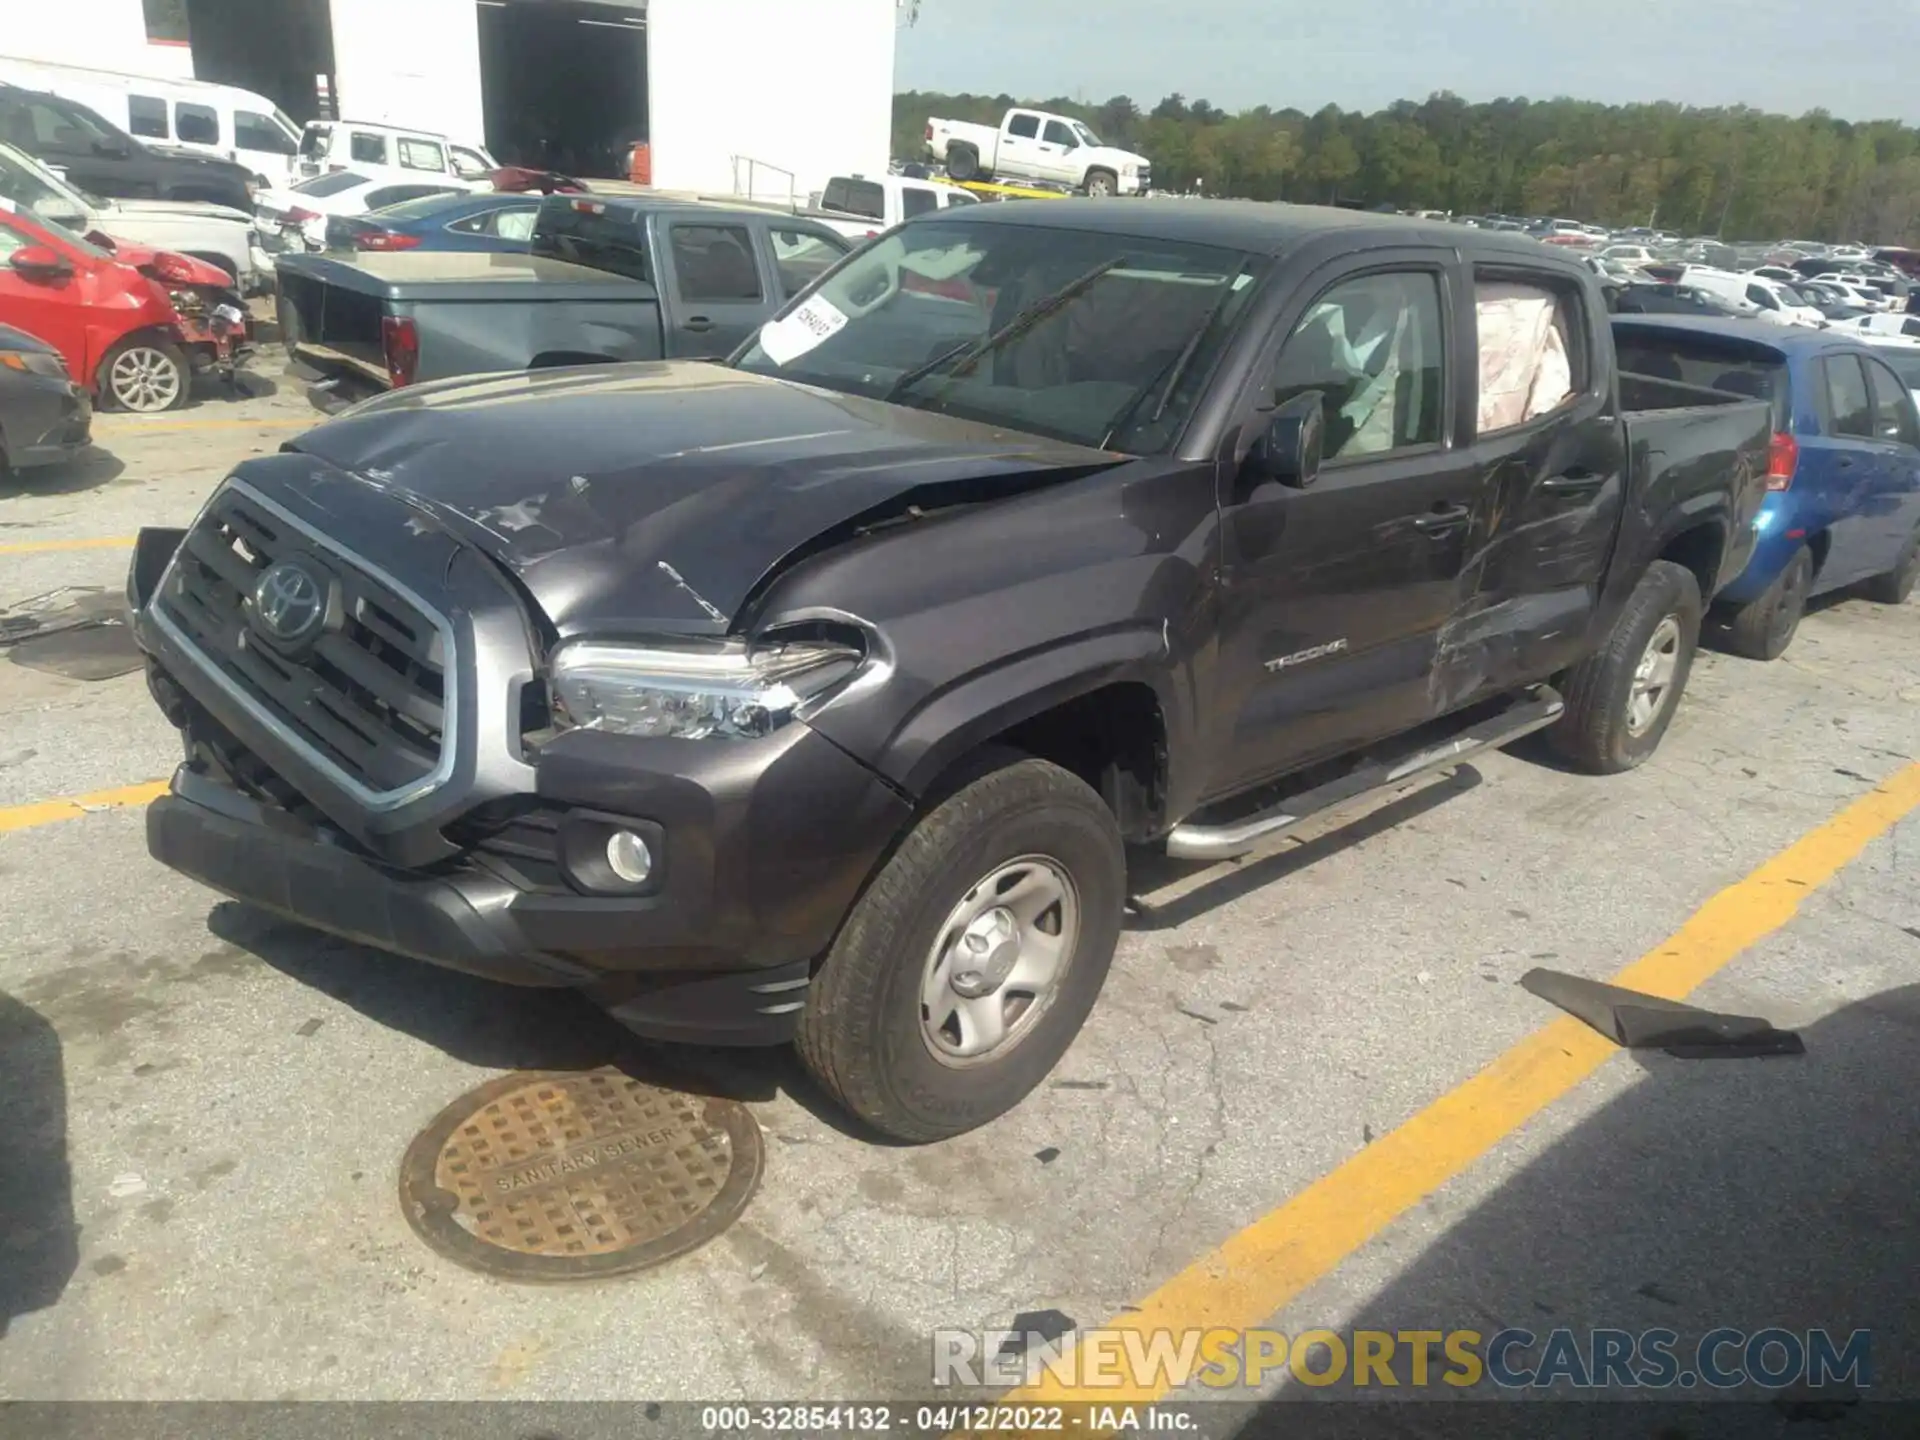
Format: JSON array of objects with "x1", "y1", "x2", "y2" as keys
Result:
[{"x1": 2, "y1": 376, "x2": 92, "y2": 468}]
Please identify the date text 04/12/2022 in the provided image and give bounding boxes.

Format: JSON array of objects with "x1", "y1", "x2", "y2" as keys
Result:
[{"x1": 699, "y1": 1405, "x2": 1188, "y2": 1433}]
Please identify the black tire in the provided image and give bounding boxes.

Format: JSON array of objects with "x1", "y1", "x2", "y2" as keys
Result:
[
  {"x1": 1863, "y1": 530, "x2": 1920, "y2": 605},
  {"x1": 795, "y1": 754, "x2": 1125, "y2": 1143},
  {"x1": 1723, "y1": 544, "x2": 1811, "y2": 661},
  {"x1": 95, "y1": 335, "x2": 191, "y2": 413},
  {"x1": 946, "y1": 144, "x2": 980, "y2": 183},
  {"x1": 1082, "y1": 168, "x2": 1118, "y2": 198},
  {"x1": 1548, "y1": 559, "x2": 1702, "y2": 774}
]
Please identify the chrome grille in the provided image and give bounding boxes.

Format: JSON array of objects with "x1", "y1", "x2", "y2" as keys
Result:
[{"x1": 155, "y1": 483, "x2": 453, "y2": 806}]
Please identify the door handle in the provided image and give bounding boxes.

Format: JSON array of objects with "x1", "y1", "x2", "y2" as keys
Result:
[
  {"x1": 1411, "y1": 503, "x2": 1471, "y2": 533},
  {"x1": 1837, "y1": 455, "x2": 1856, "y2": 469},
  {"x1": 684, "y1": 317, "x2": 714, "y2": 333},
  {"x1": 1540, "y1": 469, "x2": 1605, "y2": 496}
]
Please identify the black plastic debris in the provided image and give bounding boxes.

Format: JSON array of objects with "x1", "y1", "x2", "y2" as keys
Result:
[
  {"x1": 1, "y1": 587, "x2": 140, "y2": 681},
  {"x1": 1034, "y1": 1147, "x2": 1060, "y2": 1165},
  {"x1": 1521, "y1": 968, "x2": 1805, "y2": 1058},
  {"x1": 998, "y1": 1309, "x2": 1075, "y2": 1359}
]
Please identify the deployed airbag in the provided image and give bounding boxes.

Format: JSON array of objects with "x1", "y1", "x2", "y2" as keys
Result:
[{"x1": 1476, "y1": 281, "x2": 1574, "y2": 432}]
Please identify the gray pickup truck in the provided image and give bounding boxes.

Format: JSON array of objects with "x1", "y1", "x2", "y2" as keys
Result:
[{"x1": 274, "y1": 195, "x2": 854, "y2": 400}]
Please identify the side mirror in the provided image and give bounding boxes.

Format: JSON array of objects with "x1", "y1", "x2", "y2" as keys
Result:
[
  {"x1": 9, "y1": 245, "x2": 74, "y2": 279},
  {"x1": 1247, "y1": 391, "x2": 1325, "y2": 490}
]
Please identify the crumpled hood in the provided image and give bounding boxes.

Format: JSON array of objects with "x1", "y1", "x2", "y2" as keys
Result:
[{"x1": 287, "y1": 362, "x2": 1122, "y2": 633}]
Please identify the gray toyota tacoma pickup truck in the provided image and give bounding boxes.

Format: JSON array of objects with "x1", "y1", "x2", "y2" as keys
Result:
[{"x1": 129, "y1": 202, "x2": 1770, "y2": 1141}]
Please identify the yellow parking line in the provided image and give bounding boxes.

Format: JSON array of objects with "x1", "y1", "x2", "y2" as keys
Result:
[
  {"x1": 1011, "y1": 761, "x2": 1920, "y2": 1407},
  {"x1": 0, "y1": 780, "x2": 168, "y2": 835},
  {"x1": 0, "y1": 535, "x2": 138, "y2": 555}
]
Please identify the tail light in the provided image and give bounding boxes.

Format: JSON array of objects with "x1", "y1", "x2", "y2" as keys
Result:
[
  {"x1": 1768, "y1": 432, "x2": 1798, "y2": 491},
  {"x1": 286, "y1": 207, "x2": 322, "y2": 224},
  {"x1": 357, "y1": 231, "x2": 422, "y2": 251},
  {"x1": 381, "y1": 315, "x2": 419, "y2": 388}
]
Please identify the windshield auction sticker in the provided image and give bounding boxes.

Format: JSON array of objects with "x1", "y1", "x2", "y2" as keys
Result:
[{"x1": 758, "y1": 295, "x2": 850, "y2": 366}]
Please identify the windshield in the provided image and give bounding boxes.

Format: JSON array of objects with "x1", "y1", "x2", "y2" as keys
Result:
[
  {"x1": 0, "y1": 143, "x2": 93, "y2": 227},
  {"x1": 732, "y1": 221, "x2": 1268, "y2": 452}
]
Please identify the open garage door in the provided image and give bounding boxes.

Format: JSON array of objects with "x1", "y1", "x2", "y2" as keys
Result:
[
  {"x1": 186, "y1": 0, "x2": 337, "y2": 123},
  {"x1": 479, "y1": 0, "x2": 646, "y2": 178}
]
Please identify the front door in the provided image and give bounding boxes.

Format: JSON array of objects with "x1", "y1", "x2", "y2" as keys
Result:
[
  {"x1": 1211, "y1": 257, "x2": 1487, "y2": 798},
  {"x1": 1034, "y1": 119, "x2": 1082, "y2": 186},
  {"x1": 656, "y1": 218, "x2": 770, "y2": 359},
  {"x1": 0, "y1": 214, "x2": 88, "y2": 377},
  {"x1": 1446, "y1": 265, "x2": 1628, "y2": 701}
]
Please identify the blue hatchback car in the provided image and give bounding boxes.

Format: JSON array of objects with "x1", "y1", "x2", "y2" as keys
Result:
[
  {"x1": 1614, "y1": 316, "x2": 1920, "y2": 659},
  {"x1": 324, "y1": 192, "x2": 543, "y2": 255}
]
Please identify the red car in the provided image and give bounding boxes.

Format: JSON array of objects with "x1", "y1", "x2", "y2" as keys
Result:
[{"x1": 0, "y1": 204, "x2": 249, "y2": 412}]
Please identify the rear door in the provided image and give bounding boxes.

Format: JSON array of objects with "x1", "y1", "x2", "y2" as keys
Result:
[
  {"x1": 1211, "y1": 253, "x2": 1485, "y2": 794},
  {"x1": 998, "y1": 112, "x2": 1042, "y2": 178},
  {"x1": 1453, "y1": 263, "x2": 1627, "y2": 698},
  {"x1": 656, "y1": 217, "x2": 770, "y2": 357},
  {"x1": 1859, "y1": 354, "x2": 1920, "y2": 573},
  {"x1": 1814, "y1": 352, "x2": 1884, "y2": 586}
]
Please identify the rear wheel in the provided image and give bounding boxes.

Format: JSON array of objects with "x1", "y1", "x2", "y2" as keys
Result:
[
  {"x1": 97, "y1": 337, "x2": 190, "y2": 413},
  {"x1": 1724, "y1": 544, "x2": 1812, "y2": 660},
  {"x1": 946, "y1": 144, "x2": 981, "y2": 183},
  {"x1": 1549, "y1": 559, "x2": 1701, "y2": 774},
  {"x1": 796, "y1": 754, "x2": 1124, "y2": 1143},
  {"x1": 1863, "y1": 530, "x2": 1920, "y2": 605}
]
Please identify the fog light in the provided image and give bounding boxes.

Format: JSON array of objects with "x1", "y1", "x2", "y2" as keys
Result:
[{"x1": 605, "y1": 829, "x2": 653, "y2": 885}]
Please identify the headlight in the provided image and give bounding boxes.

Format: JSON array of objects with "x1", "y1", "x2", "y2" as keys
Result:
[
  {"x1": 0, "y1": 349, "x2": 68, "y2": 378},
  {"x1": 548, "y1": 636, "x2": 862, "y2": 740}
]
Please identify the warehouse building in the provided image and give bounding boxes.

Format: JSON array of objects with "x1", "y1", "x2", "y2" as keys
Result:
[{"x1": 5, "y1": 0, "x2": 896, "y2": 196}]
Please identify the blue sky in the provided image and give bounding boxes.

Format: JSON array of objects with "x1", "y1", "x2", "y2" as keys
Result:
[{"x1": 895, "y1": 0, "x2": 1918, "y2": 123}]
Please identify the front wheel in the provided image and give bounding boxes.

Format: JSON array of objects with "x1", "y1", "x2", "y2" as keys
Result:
[
  {"x1": 98, "y1": 336, "x2": 190, "y2": 413},
  {"x1": 1548, "y1": 559, "x2": 1702, "y2": 774},
  {"x1": 796, "y1": 754, "x2": 1124, "y2": 1143},
  {"x1": 1083, "y1": 168, "x2": 1118, "y2": 198},
  {"x1": 1863, "y1": 530, "x2": 1920, "y2": 605}
]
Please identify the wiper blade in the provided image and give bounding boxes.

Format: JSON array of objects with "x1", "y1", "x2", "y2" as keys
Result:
[
  {"x1": 883, "y1": 257, "x2": 1125, "y2": 405},
  {"x1": 1099, "y1": 260, "x2": 1249, "y2": 449}
]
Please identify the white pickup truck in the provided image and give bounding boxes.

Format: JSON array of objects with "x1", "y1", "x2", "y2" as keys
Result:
[
  {"x1": 924, "y1": 108, "x2": 1151, "y2": 197},
  {"x1": 807, "y1": 173, "x2": 980, "y2": 239}
]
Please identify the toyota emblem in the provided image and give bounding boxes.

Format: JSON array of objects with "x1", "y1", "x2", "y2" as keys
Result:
[{"x1": 252, "y1": 561, "x2": 326, "y2": 643}]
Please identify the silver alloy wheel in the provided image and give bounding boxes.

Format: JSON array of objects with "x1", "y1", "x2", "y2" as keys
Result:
[
  {"x1": 920, "y1": 854, "x2": 1080, "y2": 1067},
  {"x1": 1086, "y1": 173, "x2": 1114, "y2": 197},
  {"x1": 108, "y1": 346, "x2": 183, "y2": 412},
  {"x1": 1627, "y1": 614, "x2": 1682, "y2": 735}
]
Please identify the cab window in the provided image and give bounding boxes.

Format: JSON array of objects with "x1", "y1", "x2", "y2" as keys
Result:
[
  {"x1": 349, "y1": 131, "x2": 389, "y2": 166},
  {"x1": 1865, "y1": 357, "x2": 1920, "y2": 448},
  {"x1": 175, "y1": 103, "x2": 219, "y2": 146},
  {"x1": 397, "y1": 138, "x2": 445, "y2": 173},
  {"x1": 1042, "y1": 120, "x2": 1078, "y2": 148},
  {"x1": 770, "y1": 225, "x2": 850, "y2": 298},
  {"x1": 235, "y1": 110, "x2": 297, "y2": 155},
  {"x1": 1006, "y1": 114, "x2": 1040, "y2": 139},
  {"x1": 1272, "y1": 270, "x2": 1446, "y2": 459},
  {"x1": 128, "y1": 95, "x2": 169, "y2": 139}
]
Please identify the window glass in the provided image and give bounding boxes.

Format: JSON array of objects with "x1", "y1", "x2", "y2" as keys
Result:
[
  {"x1": 531, "y1": 199, "x2": 651, "y2": 283},
  {"x1": 1006, "y1": 114, "x2": 1040, "y2": 139},
  {"x1": 900, "y1": 186, "x2": 938, "y2": 219},
  {"x1": 770, "y1": 225, "x2": 849, "y2": 298},
  {"x1": 175, "y1": 102, "x2": 219, "y2": 145},
  {"x1": 15, "y1": 98, "x2": 115, "y2": 148},
  {"x1": 449, "y1": 145, "x2": 492, "y2": 179},
  {"x1": 128, "y1": 95, "x2": 169, "y2": 139},
  {"x1": 822, "y1": 177, "x2": 884, "y2": 220},
  {"x1": 1864, "y1": 358, "x2": 1920, "y2": 448},
  {"x1": 1903, "y1": 318, "x2": 1920, "y2": 340},
  {"x1": 736, "y1": 219, "x2": 1268, "y2": 453},
  {"x1": 1825, "y1": 355, "x2": 1874, "y2": 438},
  {"x1": 670, "y1": 224, "x2": 762, "y2": 302},
  {"x1": 300, "y1": 125, "x2": 329, "y2": 160},
  {"x1": 0, "y1": 220, "x2": 25, "y2": 262},
  {"x1": 1273, "y1": 270, "x2": 1446, "y2": 459},
  {"x1": 1613, "y1": 331, "x2": 1790, "y2": 429},
  {"x1": 1043, "y1": 120, "x2": 1077, "y2": 147},
  {"x1": 945, "y1": 189, "x2": 979, "y2": 207},
  {"x1": 494, "y1": 208, "x2": 537, "y2": 243},
  {"x1": 365, "y1": 185, "x2": 456, "y2": 209},
  {"x1": 349, "y1": 131, "x2": 388, "y2": 165},
  {"x1": 397, "y1": 137, "x2": 445, "y2": 172},
  {"x1": 235, "y1": 110, "x2": 297, "y2": 155},
  {"x1": 1745, "y1": 284, "x2": 1779, "y2": 310}
]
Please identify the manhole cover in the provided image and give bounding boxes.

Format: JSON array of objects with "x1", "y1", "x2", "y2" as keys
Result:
[{"x1": 399, "y1": 1068, "x2": 762, "y2": 1282}]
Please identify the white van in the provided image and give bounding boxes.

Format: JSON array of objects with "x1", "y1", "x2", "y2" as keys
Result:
[
  {"x1": 0, "y1": 57, "x2": 302, "y2": 187},
  {"x1": 1680, "y1": 267, "x2": 1825, "y2": 329},
  {"x1": 297, "y1": 121, "x2": 497, "y2": 188}
]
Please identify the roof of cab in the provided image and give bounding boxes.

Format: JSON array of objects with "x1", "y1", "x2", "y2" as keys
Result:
[
  {"x1": 920, "y1": 198, "x2": 1556, "y2": 261},
  {"x1": 1612, "y1": 314, "x2": 1866, "y2": 356}
]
